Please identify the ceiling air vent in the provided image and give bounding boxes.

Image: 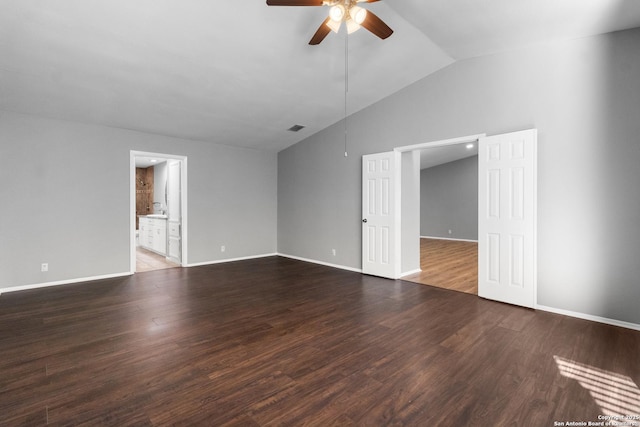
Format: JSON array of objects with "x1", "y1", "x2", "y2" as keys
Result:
[{"x1": 287, "y1": 124, "x2": 305, "y2": 132}]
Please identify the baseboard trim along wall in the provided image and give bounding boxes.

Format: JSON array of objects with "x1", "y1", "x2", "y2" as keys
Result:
[
  {"x1": 0, "y1": 254, "x2": 280, "y2": 294},
  {"x1": 421, "y1": 236, "x2": 479, "y2": 243},
  {"x1": 186, "y1": 253, "x2": 278, "y2": 268},
  {"x1": 277, "y1": 253, "x2": 363, "y2": 274},
  {"x1": 537, "y1": 304, "x2": 640, "y2": 332},
  {"x1": 0, "y1": 271, "x2": 133, "y2": 295},
  {"x1": 400, "y1": 269, "x2": 422, "y2": 277}
]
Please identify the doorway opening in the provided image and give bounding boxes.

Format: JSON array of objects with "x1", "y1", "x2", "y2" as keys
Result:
[
  {"x1": 387, "y1": 130, "x2": 537, "y2": 309},
  {"x1": 397, "y1": 136, "x2": 482, "y2": 295},
  {"x1": 130, "y1": 151, "x2": 188, "y2": 273}
]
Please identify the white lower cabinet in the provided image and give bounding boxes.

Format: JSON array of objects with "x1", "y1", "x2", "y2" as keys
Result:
[{"x1": 138, "y1": 217, "x2": 167, "y2": 256}]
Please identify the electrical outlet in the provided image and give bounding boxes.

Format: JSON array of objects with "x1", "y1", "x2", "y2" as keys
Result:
[
  {"x1": 332, "y1": 249, "x2": 336, "y2": 256},
  {"x1": 448, "y1": 230, "x2": 452, "y2": 235},
  {"x1": 41, "y1": 263, "x2": 48, "y2": 272},
  {"x1": 221, "y1": 245, "x2": 226, "y2": 252}
]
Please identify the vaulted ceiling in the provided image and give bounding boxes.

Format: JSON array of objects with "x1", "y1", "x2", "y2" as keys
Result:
[{"x1": 2, "y1": 0, "x2": 640, "y2": 152}]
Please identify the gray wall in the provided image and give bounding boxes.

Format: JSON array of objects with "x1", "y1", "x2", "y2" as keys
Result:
[
  {"x1": 0, "y1": 111, "x2": 277, "y2": 290},
  {"x1": 420, "y1": 156, "x2": 478, "y2": 240},
  {"x1": 277, "y1": 28, "x2": 640, "y2": 325}
]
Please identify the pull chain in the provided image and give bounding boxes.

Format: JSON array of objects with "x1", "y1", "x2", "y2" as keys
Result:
[{"x1": 344, "y1": 33, "x2": 349, "y2": 158}]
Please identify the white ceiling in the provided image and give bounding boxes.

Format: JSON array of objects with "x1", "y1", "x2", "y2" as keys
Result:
[
  {"x1": 2, "y1": 1, "x2": 640, "y2": 152},
  {"x1": 419, "y1": 143, "x2": 478, "y2": 170}
]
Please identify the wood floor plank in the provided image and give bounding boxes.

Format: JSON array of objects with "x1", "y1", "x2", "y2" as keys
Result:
[
  {"x1": 136, "y1": 247, "x2": 179, "y2": 272},
  {"x1": 0, "y1": 256, "x2": 638, "y2": 425},
  {"x1": 404, "y1": 237, "x2": 478, "y2": 294}
]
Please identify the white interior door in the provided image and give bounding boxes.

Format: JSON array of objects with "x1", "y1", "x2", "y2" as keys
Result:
[
  {"x1": 167, "y1": 160, "x2": 182, "y2": 264},
  {"x1": 362, "y1": 152, "x2": 399, "y2": 278},
  {"x1": 478, "y1": 129, "x2": 537, "y2": 308}
]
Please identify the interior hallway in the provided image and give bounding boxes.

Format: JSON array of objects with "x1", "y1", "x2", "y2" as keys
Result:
[
  {"x1": 403, "y1": 238, "x2": 478, "y2": 295},
  {"x1": 136, "y1": 247, "x2": 180, "y2": 272}
]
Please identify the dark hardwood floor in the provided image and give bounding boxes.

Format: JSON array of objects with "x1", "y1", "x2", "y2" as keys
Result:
[
  {"x1": 404, "y1": 238, "x2": 478, "y2": 295},
  {"x1": 1, "y1": 256, "x2": 639, "y2": 426}
]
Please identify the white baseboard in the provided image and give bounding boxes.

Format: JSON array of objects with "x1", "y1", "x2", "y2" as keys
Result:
[
  {"x1": 277, "y1": 253, "x2": 362, "y2": 273},
  {"x1": 186, "y1": 253, "x2": 278, "y2": 267},
  {"x1": 536, "y1": 305, "x2": 640, "y2": 332},
  {"x1": 0, "y1": 254, "x2": 279, "y2": 294},
  {"x1": 400, "y1": 269, "x2": 422, "y2": 277},
  {"x1": 421, "y1": 235, "x2": 478, "y2": 243},
  {"x1": 0, "y1": 271, "x2": 132, "y2": 295}
]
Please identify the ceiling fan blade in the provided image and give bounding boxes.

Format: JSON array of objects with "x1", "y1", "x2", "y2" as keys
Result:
[
  {"x1": 309, "y1": 17, "x2": 332, "y2": 45},
  {"x1": 266, "y1": 0, "x2": 324, "y2": 5},
  {"x1": 360, "y1": 9, "x2": 393, "y2": 39}
]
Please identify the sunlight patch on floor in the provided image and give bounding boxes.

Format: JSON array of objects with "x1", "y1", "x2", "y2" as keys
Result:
[{"x1": 555, "y1": 355, "x2": 640, "y2": 425}]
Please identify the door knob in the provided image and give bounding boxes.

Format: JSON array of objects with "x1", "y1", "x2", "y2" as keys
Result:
[{"x1": 362, "y1": 219, "x2": 368, "y2": 223}]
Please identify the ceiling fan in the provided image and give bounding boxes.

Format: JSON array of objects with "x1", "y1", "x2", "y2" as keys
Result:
[{"x1": 266, "y1": 0, "x2": 393, "y2": 45}]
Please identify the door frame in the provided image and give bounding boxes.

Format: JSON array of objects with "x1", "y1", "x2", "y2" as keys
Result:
[
  {"x1": 130, "y1": 150, "x2": 188, "y2": 273},
  {"x1": 393, "y1": 133, "x2": 484, "y2": 277}
]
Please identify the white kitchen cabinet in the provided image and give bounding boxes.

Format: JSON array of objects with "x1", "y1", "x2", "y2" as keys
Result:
[
  {"x1": 138, "y1": 216, "x2": 167, "y2": 256},
  {"x1": 153, "y1": 221, "x2": 166, "y2": 254}
]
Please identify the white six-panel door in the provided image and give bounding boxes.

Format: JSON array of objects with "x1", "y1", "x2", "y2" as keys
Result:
[
  {"x1": 362, "y1": 152, "x2": 399, "y2": 279},
  {"x1": 478, "y1": 129, "x2": 537, "y2": 308}
]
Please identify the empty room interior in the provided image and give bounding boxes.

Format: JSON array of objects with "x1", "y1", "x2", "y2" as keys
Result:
[{"x1": 1, "y1": 1, "x2": 640, "y2": 425}]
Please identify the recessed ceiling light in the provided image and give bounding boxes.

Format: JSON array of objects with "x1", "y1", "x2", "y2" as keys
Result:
[
  {"x1": 150, "y1": 159, "x2": 158, "y2": 163},
  {"x1": 466, "y1": 144, "x2": 474, "y2": 149}
]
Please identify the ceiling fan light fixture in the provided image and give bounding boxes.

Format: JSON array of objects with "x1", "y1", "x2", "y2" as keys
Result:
[
  {"x1": 266, "y1": 0, "x2": 393, "y2": 45},
  {"x1": 349, "y1": 5, "x2": 367, "y2": 25},
  {"x1": 329, "y1": 4, "x2": 345, "y2": 22},
  {"x1": 326, "y1": 18, "x2": 342, "y2": 33},
  {"x1": 346, "y1": 18, "x2": 361, "y2": 34}
]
